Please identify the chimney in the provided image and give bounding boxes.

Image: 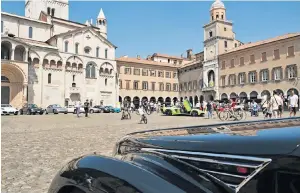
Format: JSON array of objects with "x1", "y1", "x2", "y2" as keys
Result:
[
  {"x1": 186, "y1": 49, "x2": 193, "y2": 60},
  {"x1": 137, "y1": 55, "x2": 140, "y2": 59}
]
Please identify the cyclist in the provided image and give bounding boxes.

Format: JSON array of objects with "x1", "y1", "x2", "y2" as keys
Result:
[{"x1": 138, "y1": 105, "x2": 146, "y2": 124}]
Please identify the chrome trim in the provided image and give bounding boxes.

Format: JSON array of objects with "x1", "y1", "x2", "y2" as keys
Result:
[
  {"x1": 199, "y1": 169, "x2": 246, "y2": 179},
  {"x1": 172, "y1": 155, "x2": 258, "y2": 168},
  {"x1": 142, "y1": 148, "x2": 272, "y2": 193},
  {"x1": 142, "y1": 148, "x2": 271, "y2": 163}
]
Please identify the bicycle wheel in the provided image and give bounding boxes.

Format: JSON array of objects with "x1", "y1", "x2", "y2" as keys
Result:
[
  {"x1": 218, "y1": 111, "x2": 228, "y2": 121},
  {"x1": 234, "y1": 109, "x2": 244, "y2": 121}
]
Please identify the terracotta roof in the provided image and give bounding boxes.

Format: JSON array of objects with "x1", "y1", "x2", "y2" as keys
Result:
[
  {"x1": 152, "y1": 53, "x2": 184, "y2": 60},
  {"x1": 15, "y1": 37, "x2": 57, "y2": 49},
  {"x1": 220, "y1": 33, "x2": 300, "y2": 56},
  {"x1": 117, "y1": 56, "x2": 178, "y2": 68}
]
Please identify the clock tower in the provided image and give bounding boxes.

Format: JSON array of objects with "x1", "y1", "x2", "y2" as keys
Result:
[{"x1": 202, "y1": 0, "x2": 237, "y2": 100}]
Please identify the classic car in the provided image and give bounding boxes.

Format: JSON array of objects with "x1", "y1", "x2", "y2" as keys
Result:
[
  {"x1": 19, "y1": 103, "x2": 44, "y2": 115},
  {"x1": 1, "y1": 104, "x2": 19, "y2": 115},
  {"x1": 46, "y1": 104, "x2": 68, "y2": 114},
  {"x1": 103, "y1": 106, "x2": 121, "y2": 113},
  {"x1": 48, "y1": 117, "x2": 300, "y2": 193},
  {"x1": 89, "y1": 106, "x2": 102, "y2": 114},
  {"x1": 66, "y1": 105, "x2": 85, "y2": 114},
  {"x1": 162, "y1": 99, "x2": 205, "y2": 116}
]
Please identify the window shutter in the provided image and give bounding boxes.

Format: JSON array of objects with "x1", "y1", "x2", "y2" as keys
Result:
[
  {"x1": 234, "y1": 75, "x2": 236, "y2": 85},
  {"x1": 259, "y1": 70, "x2": 262, "y2": 82},
  {"x1": 285, "y1": 66, "x2": 289, "y2": 79},
  {"x1": 271, "y1": 68, "x2": 275, "y2": 80},
  {"x1": 248, "y1": 72, "x2": 250, "y2": 83},
  {"x1": 295, "y1": 65, "x2": 298, "y2": 77},
  {"x1": 255, "y1": 71, "x2": 258, "y2": 82},
  {"x1": 280, "y1": 67, "x2": 283, "y2": 80},
  {"x1": 266, "y1": 69, "x2": 269, "y2": 81}
]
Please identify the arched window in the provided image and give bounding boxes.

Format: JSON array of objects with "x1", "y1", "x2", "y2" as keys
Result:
[
  {"x1": 75, "y1": 43, "x2": 79, "y2": 54},
  {"x1": 64, "y1": 41, "x2": 68, "y2": 52},
  {"x1": 105, "y1": 49, "x2": 108, "y2": 59},
  {"x1": 100, "y1": 67, "x2": 104, "y2": 74},
  {"x1": 109, "y1": 69, "x2": 113, "y2": 74},
  {"x1": 104, "y1": 68, "x2": 109, "y2": 74},
  {"x1": 73, "y1": 75, "x2": 75, "y2": 82},
  {"x1": 209, "y1": 31, "x2": 213, "y2": 38},
  {"x1": 105, "y1": 78, "x2": 107, "y2": 86},
  {"x1": 1, "y1": 76, "x2": 10, "y2": 83},
  {"x1": 47, "y1": 7, "x2": 51, "y2": 15},
  {"x1": 51, "y1": 8, "x2": 55, "y2": 16},
  {"x1": 103, "y1": 20, "x2": 106, "y2": 26},
  {"x1": 99, "y1": 20, "x2": 102, "y2": 25},
  {"x1": 48, "y1": 73, "x2": 52, "y2": 84},
  {"x1": 29, "y1": 27, "x2": 33, "y2": 38},
  {"x1": 96, "y1": 47, "x2": 99, "y2": 57},
  {"x1": 72, "y1": 83, "x2": 76, "y2": 87},
  {"x1": 86, "y1": 63, "x2": 96, "y2": 78}
]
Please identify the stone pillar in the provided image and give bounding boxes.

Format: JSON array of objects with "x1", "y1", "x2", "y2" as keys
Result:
[
  {"x1": 11, "y1": 49, "x2": 15, "y2": 61},
  {"x1": 23, "y1": 84, "x2": 27, "y2": 104}
]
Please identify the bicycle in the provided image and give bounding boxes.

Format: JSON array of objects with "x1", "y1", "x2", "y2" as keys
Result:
[
  {"x1": 217, "y1": 104, "x2": 246, "y2": 121},
  {"x1": 140, "y1": 114, "x2": 147, "y2": 124},
  {"x1": 121, "y1": 108, "x2": 131, "y2": 120}
]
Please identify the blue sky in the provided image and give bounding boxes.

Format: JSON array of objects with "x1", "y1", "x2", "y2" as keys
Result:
[{"x1": 2, "y1": 1, "x2": 300, "y2": 58}]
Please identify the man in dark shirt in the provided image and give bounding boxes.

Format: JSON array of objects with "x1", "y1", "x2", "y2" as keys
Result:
[{"x1": 84, "y1": 99, "x2": 89, "y2": 117}]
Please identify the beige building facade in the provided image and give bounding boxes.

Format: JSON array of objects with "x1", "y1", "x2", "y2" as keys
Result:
[
  {"x1": 219, "y1": 33, "x2": 300, "y2": 104},
  {"x1": 117, "y1": 54, "x2": 185, "y2": 106}
]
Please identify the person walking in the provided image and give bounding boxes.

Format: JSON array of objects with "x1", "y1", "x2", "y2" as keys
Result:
[
  {"x1": 289, "y1": 90, "x2": 299, "y2": 117},
  {"x1": 75, "y1": 101, "x2": 81, "y2": 117},
  {"x1": 84, "y1": 99, "x2": 89, "y2": 117},
  {"x1": 270, "y1": 90, "x2": 281, "y2": 119},
  {"x1": 207, "y1": 100, "x2": 212, "y2": 119}
]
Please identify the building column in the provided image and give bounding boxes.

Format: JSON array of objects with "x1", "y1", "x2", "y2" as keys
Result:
[
  {"x1": 11, "y1": 49, "x2": 15, "y2": 61},
  {"x1": 23, "y1": 84, "x2": 27, "y2": 104}
]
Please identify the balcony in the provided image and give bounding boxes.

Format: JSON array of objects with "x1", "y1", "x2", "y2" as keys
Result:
[{"x1": 69, "y1": 87, "x2": 80, "y2": 94}]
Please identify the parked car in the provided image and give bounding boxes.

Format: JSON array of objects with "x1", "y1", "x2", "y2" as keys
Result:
[
  {"x1": 1, "y1": 104, "x2": 19, "y2": 115},
  {"x1": 103, "y1": 106, "x2": 120, "y2": 113},
  {"x1": 48, "y1": 117, "x2": 300, "y2": 193},
  {"x1": 93, "y1": 105, "x2": 105, "y2": 113},
  {"x1": 66, "y1": 105, "x2": 84, "y2": 114},
  {"x1": 46, "y1": 104, "x2": 68, "y2": 114},
  {"x1": 89, "y1": 106, "x2": 101, "y2": 114},
  {"x1": 20, "y1": 104, "x2": 44, "y2": 115}
]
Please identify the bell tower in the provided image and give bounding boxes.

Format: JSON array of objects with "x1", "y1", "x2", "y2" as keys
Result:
[
  {"x1": 96, "y1": 8, "x2": 107, "y2": 39},
  {"x1": 25, "y1": 0, "x2": 69, "y2": 20}
]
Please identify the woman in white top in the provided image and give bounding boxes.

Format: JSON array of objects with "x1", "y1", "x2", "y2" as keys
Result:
[{"x1": 270, "y1": 90, "x2": 282, "y2": 119}]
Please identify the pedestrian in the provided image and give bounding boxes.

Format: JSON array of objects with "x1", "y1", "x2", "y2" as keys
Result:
[
  {"x1": 289, "y1": 90, "x2": 299, "y2": 117},
  {"x1": 264, "y1": 97, "x2": 272, "y2": 119},
  {"x1": 75, "y1": 101, "x2": 81, "y2": 117},
  {"x1": 84, "y1": 99, "x2": 89, "y2": 117},
  {"x1": 278, "y1": 93, "x2": 284, "y2": 118},
  {"x1": 270, "y1": 90, "x2": 281, "y2": 119},
  {"x1": 207, "y1": 100, "x2": 212, "y2": 119}
]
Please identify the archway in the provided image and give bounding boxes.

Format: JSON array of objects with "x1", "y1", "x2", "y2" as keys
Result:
[
  {"x1": 124, "y1": 96, "x2": 131, "y2": 102},
  {"x1": 207, "y1": 70, "x2": 215, "y2": 87},
  {"x1": 208, "y1": 95, "x2": 214, "y2": 101},
  {"x1": 133, "y1": 96, "x2": 140, "y2": 108},
  {"x1": 119, "y1": 96, "x2": 122, "y2": 104},
  {"x1": 14, "y1": 45, "x2": 26, "y2": 61},
  {"x1": 200, "y1": 95, "x2": 204, "y2": 103},
  {"x1": 1, "y1": 63, "x2": 26, "y2": 108},
  {"x1": 158, "y1": 97, "x2": 164, "y2": 104},
  {"x1": 261, "y1": 90, "x2": 271, "y2": 98},
  {"x1": 173, "y1": 97, "x2": 178, "y2": 105},
  {"x1": 150, "y1": 97, "x2": 156, "y2": 103},
  {"x1": 1, "y1": 41, "x2": 12, "y2": 60},
  {"x1": 194, "y1": 96, "x2": 199, "y2": 104},
  {"x1": 221, "y1": 93, "x2": 228, "y2": 100},
  {"x1": 250, "y1": 91, "x2": 258, "y2": 100},
  {"x1": 142, "y1": 96, "x2": 148, "y2": 102},
  {"x1": 165, "y1": 97, "x2": 171, "y2": 106},
  {"x1": 239, "y1": 92, "x2": 247, "y2": 99},
  {"x1": 275, "y1": 89, "x2": 284, "y2": 96},
  {"x1": 230, "y1": 92, "x2": 237, "y2": 100},
  {"x1": 189, "y1": 96, "x2": 193, "y2": 106}
]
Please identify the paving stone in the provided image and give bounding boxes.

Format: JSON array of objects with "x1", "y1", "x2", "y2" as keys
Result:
[{"x1": 1, "y1": 112, "x2": 265, "y2": 192}]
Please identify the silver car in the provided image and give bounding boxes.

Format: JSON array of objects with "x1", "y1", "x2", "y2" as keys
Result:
[{"x1": 46, "y1": 104, "x2": 68, "y2": 114}]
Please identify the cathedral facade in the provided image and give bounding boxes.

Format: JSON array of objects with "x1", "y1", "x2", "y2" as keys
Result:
[{"x1": 1, "y1": 0, "x2": 118, "y2": 108}]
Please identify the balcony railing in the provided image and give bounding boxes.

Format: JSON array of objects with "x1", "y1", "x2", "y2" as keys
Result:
[{"x1": 69, "y1": 87, "x2": 80, "y2": 94}]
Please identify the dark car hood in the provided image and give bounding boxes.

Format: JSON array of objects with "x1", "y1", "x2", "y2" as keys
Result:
[
  {"x1": 134, "y1": 122, "x2": 300, "y2": 156},
  {"x1": 32, "y1": 107, "x2": 43, "y2": 110}
]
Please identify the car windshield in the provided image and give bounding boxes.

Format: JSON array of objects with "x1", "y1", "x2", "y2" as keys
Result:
[
  {"x1": 30, "y1": 104, "x2": 38, "y2": 108},
  {"x1": 53, "y1": 104, "x2": 61, "y2": 108},
  {"x1": 1, "y1": 104, "x2": 11, "y2": 107}
]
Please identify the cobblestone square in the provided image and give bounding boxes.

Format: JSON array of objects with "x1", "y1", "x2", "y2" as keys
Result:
[{"x1": 2, "y1": 112, "x2": 265, "y2": 193}]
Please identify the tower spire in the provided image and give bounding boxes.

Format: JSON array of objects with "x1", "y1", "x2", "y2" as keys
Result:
[{"x1": 97, "y1": 8, "x2": 106, "y2": 19}]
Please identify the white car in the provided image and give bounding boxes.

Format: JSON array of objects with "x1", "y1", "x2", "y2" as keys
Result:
[
  {"x1": 1, "y1": 104, "x2": 19, "y2": 115},
  {"x1": 66, "y1": 105, "x2": 85, "y2": 114}
]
